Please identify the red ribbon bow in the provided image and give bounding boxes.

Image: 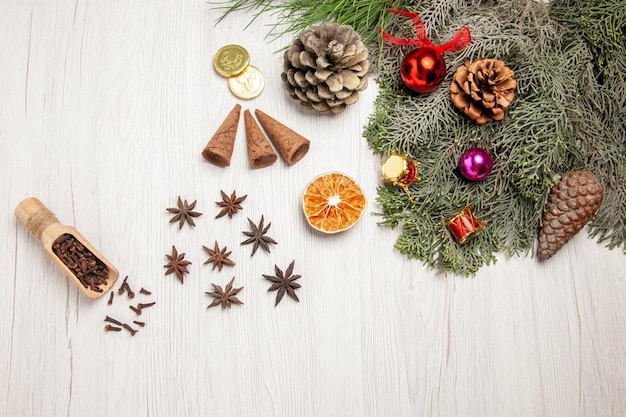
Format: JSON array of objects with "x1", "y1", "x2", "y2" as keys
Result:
[{"x1": 378, "y1": 10, "x2": 471, "y2": 54}]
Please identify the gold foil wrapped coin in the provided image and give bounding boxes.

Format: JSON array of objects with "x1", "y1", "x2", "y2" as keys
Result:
[
  {"x1": 381, "y1": 153, "x2": 420, "y2": 202},
  {"x1": 227, "y1": 65, "x2": 265, "y2": 99},
  {"x1": 213, "y1": 44, "x2": 250, "y2": 77}
]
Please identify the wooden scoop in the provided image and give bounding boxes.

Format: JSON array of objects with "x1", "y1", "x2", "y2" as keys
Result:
[{"x1": 15, "y1": 197, "x2": 120, "y2": 299}]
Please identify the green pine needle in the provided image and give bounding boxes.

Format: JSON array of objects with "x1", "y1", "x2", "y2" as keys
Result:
[{"x1": 208, "y1": 0, "x2": 410, "y2": 45}]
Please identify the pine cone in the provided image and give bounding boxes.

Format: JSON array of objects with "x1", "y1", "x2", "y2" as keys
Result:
[
  {"x1": 281, "y1": 22, "x2": 370, "y2": 114},
  {"x1": 537, "y1": 171, "x2": 604, "y2": 260},
  {"x1": 450, "y1": 58, "x2": 517, "y2": 125}
]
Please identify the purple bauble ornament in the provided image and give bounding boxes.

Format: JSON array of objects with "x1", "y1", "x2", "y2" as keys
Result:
[{"x1": 458, "y1": 148, "x2": 493, "y2": 181}]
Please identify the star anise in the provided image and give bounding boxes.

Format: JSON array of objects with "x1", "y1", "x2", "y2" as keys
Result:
[
  {"x1": 263, "y1": 260, "x2": 301, "y2": 306},
  {"x1": 167, "y1": 196, "x2": 202, "y2": 229},
  {"x1": 164, "y1": 245, "x2": 191, "y2": 284},
  {"x1": 206, "y1": 277, "x2": 244, "y2": 309},
  {"x1": 241, "y1": 215, "x2": 277, "y2": 256},
  {"x1": 215, "y1": 190, "x2": 247, "y2": 219},
  {"x1": 203, "y1": 241, "x2": 236, "y2": 272}
]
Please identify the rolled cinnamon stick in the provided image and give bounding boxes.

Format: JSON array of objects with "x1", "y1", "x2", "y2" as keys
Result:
[
  {"x1": 202, "y1": 104, "x2": 241, "y2": 167},
  {"x1": 254, "y1": 109, "x2": 310, "y2": 165},
  {"x1": 244, "y1": 109, "x2": 277, "y2": 168}
]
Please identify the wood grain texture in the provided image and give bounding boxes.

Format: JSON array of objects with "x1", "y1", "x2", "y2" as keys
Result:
[{"x1": 1, "y1": 2, "x2": 625, "y2": 417}]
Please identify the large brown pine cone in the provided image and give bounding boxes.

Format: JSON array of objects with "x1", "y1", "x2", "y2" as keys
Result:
[
  {"x1": 537, "y1": 170, "x2": 604, "y2": 260},
  {"x1": 450, "y1": 58, "x2": 517, "y2": 125},
  {"x1": 281, "y1": 22, "x2": 370, "y2": 114}
]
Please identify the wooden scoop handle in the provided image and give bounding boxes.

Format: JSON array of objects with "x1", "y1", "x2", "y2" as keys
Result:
[{"x1": 15, "y1": 197, "x2": 60, "y2": 241}]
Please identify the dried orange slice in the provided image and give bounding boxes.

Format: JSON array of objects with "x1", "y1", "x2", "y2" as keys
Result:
[{"x1": 302, "y1": 172, "x2": 367, "y2": 234}]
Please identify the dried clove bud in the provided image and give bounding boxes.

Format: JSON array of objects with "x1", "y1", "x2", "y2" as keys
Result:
[
  {"x1": 122, "y1": 323, "x2": 137, "y2": 336},
  {"x1": 104, "y1": 316, "x2": 123, "y2": 326},
  {"x1": 105, "y1": 324, "x2": 121, "y2": 332},
  {"x1": 117, "y1": 276, "x2": 129, "y2": 295},
  {"x1": 123, "y1": 281, "x2": 135, "y2": 299}
]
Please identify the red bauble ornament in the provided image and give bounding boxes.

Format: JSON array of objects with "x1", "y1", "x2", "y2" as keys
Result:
[
  {"x1": 401, "y1": 47, "x2": 447, "y2": 93},
  {"x1": 378, "y1": 10, "x2": 472, "y2": 94}
]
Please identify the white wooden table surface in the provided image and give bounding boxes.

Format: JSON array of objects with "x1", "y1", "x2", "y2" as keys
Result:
[{"x1": 2, "y1": 1, "x2": 625, "y2": 416}]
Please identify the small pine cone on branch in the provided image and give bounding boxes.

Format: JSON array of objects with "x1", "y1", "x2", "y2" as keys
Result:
[
  {"x1": 281, "y1": 21, "x2": 370, "y2": 114},
  {"x1": 450, "y1": 58, "x2": 517, "y2": 125},
  {"x1": 537, "y1": 170, "x2": 604, "y2": 260}
]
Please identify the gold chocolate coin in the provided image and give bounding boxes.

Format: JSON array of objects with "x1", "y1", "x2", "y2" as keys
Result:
[
  {"x1": 213, "y1": 44, "x2": 250, "y2": 77},
  {"x1": 227, "y1": 65, "x2": 265, "y2": 99}
]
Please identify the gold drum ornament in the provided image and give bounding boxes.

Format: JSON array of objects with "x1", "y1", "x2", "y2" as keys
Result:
[{"x1": 381, "y1": 153, "x2": 420, "y2": 202}]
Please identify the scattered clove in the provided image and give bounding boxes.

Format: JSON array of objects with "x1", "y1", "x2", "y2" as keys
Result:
[
  {"x1": 117, "y1": 276, "x2": 128, "y2": 295},
  {"x1": 104, "y1": 316, "x2": 123, "y2": 326},
  {"x1": 122, "y1": 323, "x2": 137, "y2": 336},
  {"x1": 105, "y1": 324, "x2": 121, "y2": 332},
  {"x1": 123, "y1": 281, "x2": 135, "y2": 299},
  {"x1": 104, "y1": 279, "x2": 154, "y2": 336}
]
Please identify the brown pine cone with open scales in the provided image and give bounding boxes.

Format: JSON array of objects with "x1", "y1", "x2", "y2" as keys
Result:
[
  {"x1": 537, "y1": 170, "x2": 604, "y2": 260},
  {"x1": 450, "y1": 58, "x2": 517, "y2": 125}
]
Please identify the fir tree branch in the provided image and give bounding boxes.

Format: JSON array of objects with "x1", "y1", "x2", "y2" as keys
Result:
[
  {"x1": 364, "y1": 0, "x2": 625, "y2": 273},
  {"x1": 212, "y1": 0, "x2": 626, "y2": 273}
]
